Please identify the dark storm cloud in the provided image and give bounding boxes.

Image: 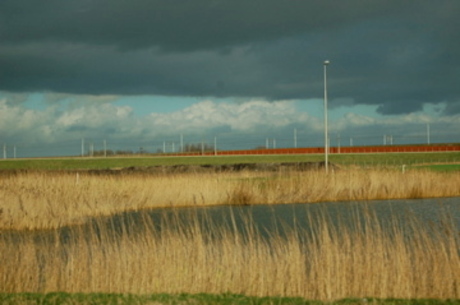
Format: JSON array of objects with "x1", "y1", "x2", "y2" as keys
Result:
[
  {"x1": 0, "y1": 0, "x2": 403, "y2": 51},
  {"x1": 1, "y1": 0, "x2": 459, "y2": 114}
]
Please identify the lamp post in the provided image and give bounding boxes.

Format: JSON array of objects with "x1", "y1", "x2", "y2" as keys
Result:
[{"x1": 323, "y1": 60, "x2": 330, "y2": 173}]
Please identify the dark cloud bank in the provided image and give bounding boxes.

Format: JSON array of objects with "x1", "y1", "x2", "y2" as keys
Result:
[{"x1": 1, "y1": 0, "x2": 459, "y2": 114}]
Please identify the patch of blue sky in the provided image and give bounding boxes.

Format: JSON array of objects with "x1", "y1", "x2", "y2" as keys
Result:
[
  {"x1": 30, "y1": 94, "x2": 48, "y2": 108},
  {"x1": 1, "y1": 92, "x2": 46, "y2": 110},
  {"x1": 295, "y1": 98, "x2": 381, "y2": 120},
  {"x1": 295, "y1": 98, "x2": 323, "y2": 117},
  {"x1": 16, "y1": 92, "x2": 77, "y2": 111},
  {"x1": 329, "y1": 104, "x2": 382, "y2": 120},
  {"x1": 421, "y1": 102, "x2": 445, "y2": 116}
]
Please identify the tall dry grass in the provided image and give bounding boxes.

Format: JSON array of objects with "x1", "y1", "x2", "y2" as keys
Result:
[
  {"x1": 1, "y1": 168, "x2": 460, "y2": 230},
  {"x1": 0, "y1": 208, "x2": 458, "y2": 300}
]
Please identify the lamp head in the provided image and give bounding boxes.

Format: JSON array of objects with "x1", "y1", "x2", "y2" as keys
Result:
[{"x1": 324, "y1": 60, "x2": 330, "y2": 65}]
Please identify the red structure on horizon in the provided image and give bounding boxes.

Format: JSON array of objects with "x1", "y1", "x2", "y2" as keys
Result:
[{"x1": 175, "y1": 143, "x2": 460, "y2": 157}]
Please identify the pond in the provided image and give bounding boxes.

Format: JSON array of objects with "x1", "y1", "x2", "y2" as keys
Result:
[
  {"x1": 3, "y1": 197, "x2": 459, "y2": 244},
  {"x1": 94, "y1": 197, "x2": 460, "y2": 241}
]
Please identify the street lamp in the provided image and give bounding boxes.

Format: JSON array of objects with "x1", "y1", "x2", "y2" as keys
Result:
[{"x1": 323, "y1": 60, "x2": 330, "y2": 173}]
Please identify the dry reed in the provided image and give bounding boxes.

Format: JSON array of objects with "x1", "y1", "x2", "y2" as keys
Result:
[
  {"x1": 0, "y1": 168, "x2": 459, "y2": 230},
  {"x1": 0, "y1": 207, "x2": 458, "y2": 300}
]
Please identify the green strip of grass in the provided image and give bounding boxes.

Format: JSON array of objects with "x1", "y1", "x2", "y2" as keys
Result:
[
  {"x1": 0, "y1": 293, "x2": 458, "y2": 305},
  {"x1": 412, "y1": 164, "x2": 460, "y2": 172},
  {"x1": 0, "y1": 152, "x2": 459, "y2": 171},
  {"x1": 329, "y1": 152, "x2": 460, "y2": 167}
]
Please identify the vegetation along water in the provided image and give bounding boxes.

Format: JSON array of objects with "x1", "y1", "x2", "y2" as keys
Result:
[{"x1": 0, "y1": 152, "x2": 459, "y2": 303}]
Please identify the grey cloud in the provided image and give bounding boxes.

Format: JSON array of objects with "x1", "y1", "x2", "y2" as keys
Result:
[
  {"x1": 0, "y1": 0, "x2": 406, "y2": 51},
  {"x1": 0, "y1": 0, "x2": 459, "y2": 114}
]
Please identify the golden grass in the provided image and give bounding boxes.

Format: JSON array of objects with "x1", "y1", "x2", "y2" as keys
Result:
[
  {"x1": 0, "y1": 208, "x2": 458, "y2": 300},
  {"x1": 1, "y1": 167, "x2": 459, "y2": 300},
  {"x1": 1, "y1": 168, "x2": 459, "y2": 230}
]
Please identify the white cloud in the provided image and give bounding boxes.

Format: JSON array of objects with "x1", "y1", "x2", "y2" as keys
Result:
[
  {"x1": 147, "y1": 99, "x2": 310, "y2": 132},
  {"x1": 0, "y1": 96, "x2": 137, "y2": 144},
  {"x1": 2, "y1": 95, "x2": 313, "y2": 145},
  {"x1": 55, "y1": 103, "x2": 133, "y2": 128},
  {"x1": 0, "y1": 99, "x2": 51, "y2": 142},
  {"x1": 339, "y1": 112, "x2": 376, "y2": 127}
]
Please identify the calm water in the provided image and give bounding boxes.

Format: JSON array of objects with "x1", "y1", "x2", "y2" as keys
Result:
[
  {"x1": 99, "y1": 197, "x2": 460, "y2": 240},
  {"x1": 3, "y1": 197, "x2": 459, "y2": 243}
]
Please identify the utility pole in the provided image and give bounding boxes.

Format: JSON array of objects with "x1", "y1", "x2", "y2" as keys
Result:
[{"x1": 323, "y1": 60, "x2": 330, "y2": 173}]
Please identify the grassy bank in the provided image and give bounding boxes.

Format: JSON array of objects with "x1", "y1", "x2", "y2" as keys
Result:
[{"x1": 1, "y1": 292, "x2": 458, "y2": 305}]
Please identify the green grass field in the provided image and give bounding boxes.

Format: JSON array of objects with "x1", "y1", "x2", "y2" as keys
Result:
[
  {"x1": 0, "y1": 152, "x2": 459, "y2": 171},
  {"x1": 0, "y1": 293, "x2": 457, "y2": 305}
]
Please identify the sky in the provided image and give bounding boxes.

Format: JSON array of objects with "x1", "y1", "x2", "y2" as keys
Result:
[{"x1": 1, "y1": 0, "x2": 459, "y2": 157}]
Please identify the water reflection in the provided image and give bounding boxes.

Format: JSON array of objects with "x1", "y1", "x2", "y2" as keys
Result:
[
  {"x1": 79, "y1": 197, "x2": 459, "y2": 245},
  {"x1": 2, "y1": 197, "x2": 459, "y2": 245},
  {"x1": 121, "y1": 197, "x2": 457, "y2": 228}
]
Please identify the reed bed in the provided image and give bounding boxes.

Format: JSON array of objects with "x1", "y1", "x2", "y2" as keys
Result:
[
  {"x1": 0, "y1": 207, "x2": 458, "y2": 301},
  {"x1": 1, "y1": 167, "x2": 459, "y2": 300},
  {"x1": 1, "y1": 168, "x2": 459, "y2": 230}
]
